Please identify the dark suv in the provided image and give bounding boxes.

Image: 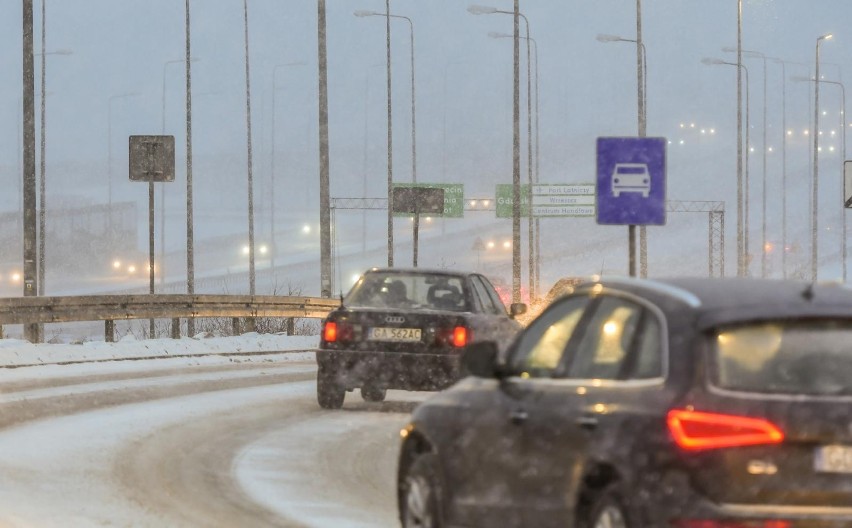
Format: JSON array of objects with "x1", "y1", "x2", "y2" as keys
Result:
[
  {"x1": 315, "y1": 268, "x2": 524, "y2": 409},
  {"x1": 397, "y1": 278, "x2": 852, "y2": 528}
]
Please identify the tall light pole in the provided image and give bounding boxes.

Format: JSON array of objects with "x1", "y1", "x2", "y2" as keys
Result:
[
  {"x1": 468, "y1": 3, "x2": 524, "y2": 304},
  {"x1": 737, "y1": 0, "x2": 744, "y2": 277},
  {"x1": 597, "y1": 30, "x2": 648, "y2": 277},
  {"x1": 355, "y1": 10, "x2": 417, "y2": 185},
  {"x1": 242, "y1": 0, "x2": 256, "y2": 297},
  {"x1": 184, "y1": 0, "x2": 197, "y2": 336},
  {"x1": 37, "y1": 41, "x2": 72, "y2": 297},
  {"x1": 161, "y1": 57, "x2": 199, "y2": 288},
  {"x1": 490, "y1": 31, "x2": 541, "y2": 296},
  {"x1": 488, "y1": 30, "x2": 536, "y2": 297},
  {"x1": 794, "y1": 73, "x2": 846, "y2": 281},
  {"x1": 271, "y1": 61, "x2": 306, "y2": 272},
  {"x1": 317, "y1": 0, "x2": 332, "y2": 298},
  {"x1": 813, "y1": 33, "x2": 833, "y2": 281},
  {"x1": 724, "y1": 46, "x2": 768, "y2": 277},
  {"x1": 703, "y1": 57, "x2": 750, "y2": 276},
  {"x1": 23, "y1": 0, "x2": 38, "y2": 342}
]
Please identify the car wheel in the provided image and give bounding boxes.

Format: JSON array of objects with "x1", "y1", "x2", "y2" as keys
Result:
[
  {"x1": 317, "y1": 367, "x2": 345, "y2": 409},
  {"x1": 361, "y1": 384, "x2": 387, "y2": 402},
  {"x1": 586, "y1": 484, "x2": 635, "y2": 528},
  {"x1": 400, "y1": 453, "x2": 443, "y2": 528}
]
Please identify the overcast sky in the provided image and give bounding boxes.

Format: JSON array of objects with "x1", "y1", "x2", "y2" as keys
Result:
[{"x1": 0, "y1": 1, "x2": 849, "y2": 283}]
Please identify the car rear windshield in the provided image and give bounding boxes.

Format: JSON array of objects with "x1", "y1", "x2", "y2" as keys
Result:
[
  {"x1": 345, "y1": 273, "x2": 469, "y2": 312},
  {"x1": 710, "y1": 320, "x2": 852, "y2": 396}
]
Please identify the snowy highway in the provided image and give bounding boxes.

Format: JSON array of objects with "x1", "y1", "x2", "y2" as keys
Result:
[{"x1": 0, "y1": 351, "x2": 425, "y2": 527}]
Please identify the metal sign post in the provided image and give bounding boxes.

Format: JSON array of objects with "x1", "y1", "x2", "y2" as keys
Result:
[
  {"x1": 129, "y1": 135, "x2": 175, "y2": 337},
  {"x1": 596, "y1": 137, "x2": 667, "y2": 277},
  {"x1": 392, "y1": 186, "x2": 445, "y2": 267}
]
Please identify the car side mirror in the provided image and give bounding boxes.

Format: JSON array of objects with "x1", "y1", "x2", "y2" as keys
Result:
[
  {"x1": 509, "y1": 303, "x2": 527, "y2": 318},
  {"x1": 461, "y1": 341, "x2": 500, "y2": 378}
]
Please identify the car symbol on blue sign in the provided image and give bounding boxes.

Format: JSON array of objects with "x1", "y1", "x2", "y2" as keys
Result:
[{"x1": 596, "y1": 137, "x2": 667, "y2": 226}]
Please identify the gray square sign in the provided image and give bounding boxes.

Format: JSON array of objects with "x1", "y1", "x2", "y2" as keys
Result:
[
  {"x1": 129, "y1": 135, "x2": 175, "y2": 182},
  {"x1": 392, "y1": 187, "x2": 445, "y2": 215}
]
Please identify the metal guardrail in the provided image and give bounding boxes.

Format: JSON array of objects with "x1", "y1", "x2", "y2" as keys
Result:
[{"x1": 0, "y1": 294, "x2": 341, "y2": 343}]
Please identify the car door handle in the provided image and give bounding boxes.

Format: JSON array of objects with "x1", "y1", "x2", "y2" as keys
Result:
[
  {"x1": 575, "y1": 415, "x2": 599, "y2": 430},
  {"x1": 509, "y1": 409, "x2": 528, "y2": 424}
]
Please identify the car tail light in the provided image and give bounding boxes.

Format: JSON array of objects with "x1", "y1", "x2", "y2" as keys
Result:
[
  {"x1": 667, "y1": 410, "x2": 784, "y2": 451},
  {"x1": 671, "y1": 520, "x2": 790, "y2": 528},
  {"x1": 452, "y1": 326, "x2": 468, "y2": 347},
  {"x1": 323, "y1": 321, "x2": 337, "y2": 342}
]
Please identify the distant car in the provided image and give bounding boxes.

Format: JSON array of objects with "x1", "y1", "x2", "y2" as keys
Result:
[
  {"x1": 397, "y1": 278, "x2": 852, "y2": 528},
  {"x1": 315, "y1": 268, "x2": 525, "y2": 409},
  {"x1": 611, "y1": 163, "x2": 651, "y2": 198}
]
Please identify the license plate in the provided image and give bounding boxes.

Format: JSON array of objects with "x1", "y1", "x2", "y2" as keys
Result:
[
  {"x1": 814, "y1": 445, "x2": 852, "y2": 473},
  {"x1": 369, "y1": 327, "x2": 422, "y2": 342}
]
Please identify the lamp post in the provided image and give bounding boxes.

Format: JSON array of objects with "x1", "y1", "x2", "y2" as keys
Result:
[
  {"x1": 724, "y1": 46, "x2": 768, "y2": 278},
  {"x1": 468, "y1": 3, "x2": 525, "y2": 304},
  {"x1": 242, "y1": 0, "x2": 256, "y2": 298},
  {"x1": 355, "y1": 9, "x2": 417, "y2": 185},
  {"x1": 271, "y1": 61, "x2": 307, "y2": 271},
  {"x1": 489, "y1": 31, "x2": 538, "y2": 297},
  {"x1": 794, "y1": 73, "x2": 846, "y2": 281},
  {"x1": 703, "y1": 57, "x2": 750, "y2": 275},
  {"x1": 107, "y1": 92, "x2": 140, "y2": 238},
  {"x1": 490, "y1": 31, "x2": 541, "y2": 296},
  {"x1": 813, "y1": 33, "x2": 833, "y2": 281},
  {"x1": 37, "y1": 40, "x2": 72, "y2": 297},
  {"x1": 161, "y1": 57, "x2": 199, "y2": 288},
  {"x1": 597, "y1": 30, "x2": 648, "y2": 277}
]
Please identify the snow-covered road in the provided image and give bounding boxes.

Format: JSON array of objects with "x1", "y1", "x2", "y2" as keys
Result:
[{"x1": 0, "y1": 353, "x2": 426, "y2": 527}]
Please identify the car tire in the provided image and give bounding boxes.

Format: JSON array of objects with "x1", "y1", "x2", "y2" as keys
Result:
[
  {"x1": 361, "y1": 384, "x2": 387, "y2": 402},
  {"x1": 586, "y1": 484, "x2": 636, "y2": 528},
  {"x1": 400, "y1": 453, "x2": 444, "y2": 528},
  {"x1": 317, "y1": 367, "x2": 345, "y2": 409}
]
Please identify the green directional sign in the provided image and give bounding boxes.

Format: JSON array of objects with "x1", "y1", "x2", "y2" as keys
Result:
[
  {"x1": 496, "y1": 183, "x2": 595, "y2": 218},
  {"x1": 393, "y1": 183, "x2": 464, "y2": 217}
]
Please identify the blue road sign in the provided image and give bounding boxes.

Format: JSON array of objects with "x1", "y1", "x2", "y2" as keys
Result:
[{"x1": 596, "y1": 137, "x2": 666, "y2": 226}]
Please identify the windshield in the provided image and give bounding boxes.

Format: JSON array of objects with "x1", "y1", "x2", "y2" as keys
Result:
[
  {"x1": 712, "y1": 320, "x2": 852, "y2": 396},
  {"x1": 346, "y1": 272, "x2": 469, "y2": 311}
]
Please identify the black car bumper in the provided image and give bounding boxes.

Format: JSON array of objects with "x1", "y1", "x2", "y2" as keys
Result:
[
  {"x1": 637, "y1": 470, "x2": 852, "y2": 528},
  {"x1": 316, "y1": 349, "x2": 463, "y2": 391}
]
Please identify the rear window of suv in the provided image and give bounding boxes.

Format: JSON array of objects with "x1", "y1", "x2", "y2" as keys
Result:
[{"x1": 710, "y1": 320, "x2": 852, "y2": 396}]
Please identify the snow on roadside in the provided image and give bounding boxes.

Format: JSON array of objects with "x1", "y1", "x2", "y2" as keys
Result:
[{"x1": 0, "y1": 333, "x2": 319, "y2": 369}]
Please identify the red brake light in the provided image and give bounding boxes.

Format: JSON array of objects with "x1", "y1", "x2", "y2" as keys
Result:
[
  {"x1": 667, "y1": 410, "x2": 784, "y2": 451},
  {"x1": 452, "y1": 326, "x2": 468, "y2": 347},
  {"x1": 323, "y1": 321, "x2": 338, "y2": 342},
  {"x1": 672, "y1": 521, "x2": 790, "y2": 528}
]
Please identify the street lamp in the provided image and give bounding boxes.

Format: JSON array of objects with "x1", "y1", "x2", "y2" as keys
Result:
[
  {"x1": 468, "y1": 2, "x2": 524, "y2": 304},
  {"x1": 812, "y1": 33, "x2": 833, "y2": 281},
  {"x1": 37, "y1": 42, "x2": 72, "y2": 297},
  {"x1": 703, "y1": 57, "x2": 750, "y2": 275},
  {"x1": 489, "y1": 30, "x2": 540, "y2": 296},
  {"x1": 242, "y1": 0, "x2": 257, "y2": 298},
  {"x1": 793, "y1": 72, "x2": 846, "y2": 281},
  {"x1": 355, "y1": 9, "x2": 417, "y2": 185},
  {"x1": 724, "y1": 46, "x2": 769, "y2": 278},
  {"x1": 160, "y1": 57, "x2": 199, "y2": 288}
]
